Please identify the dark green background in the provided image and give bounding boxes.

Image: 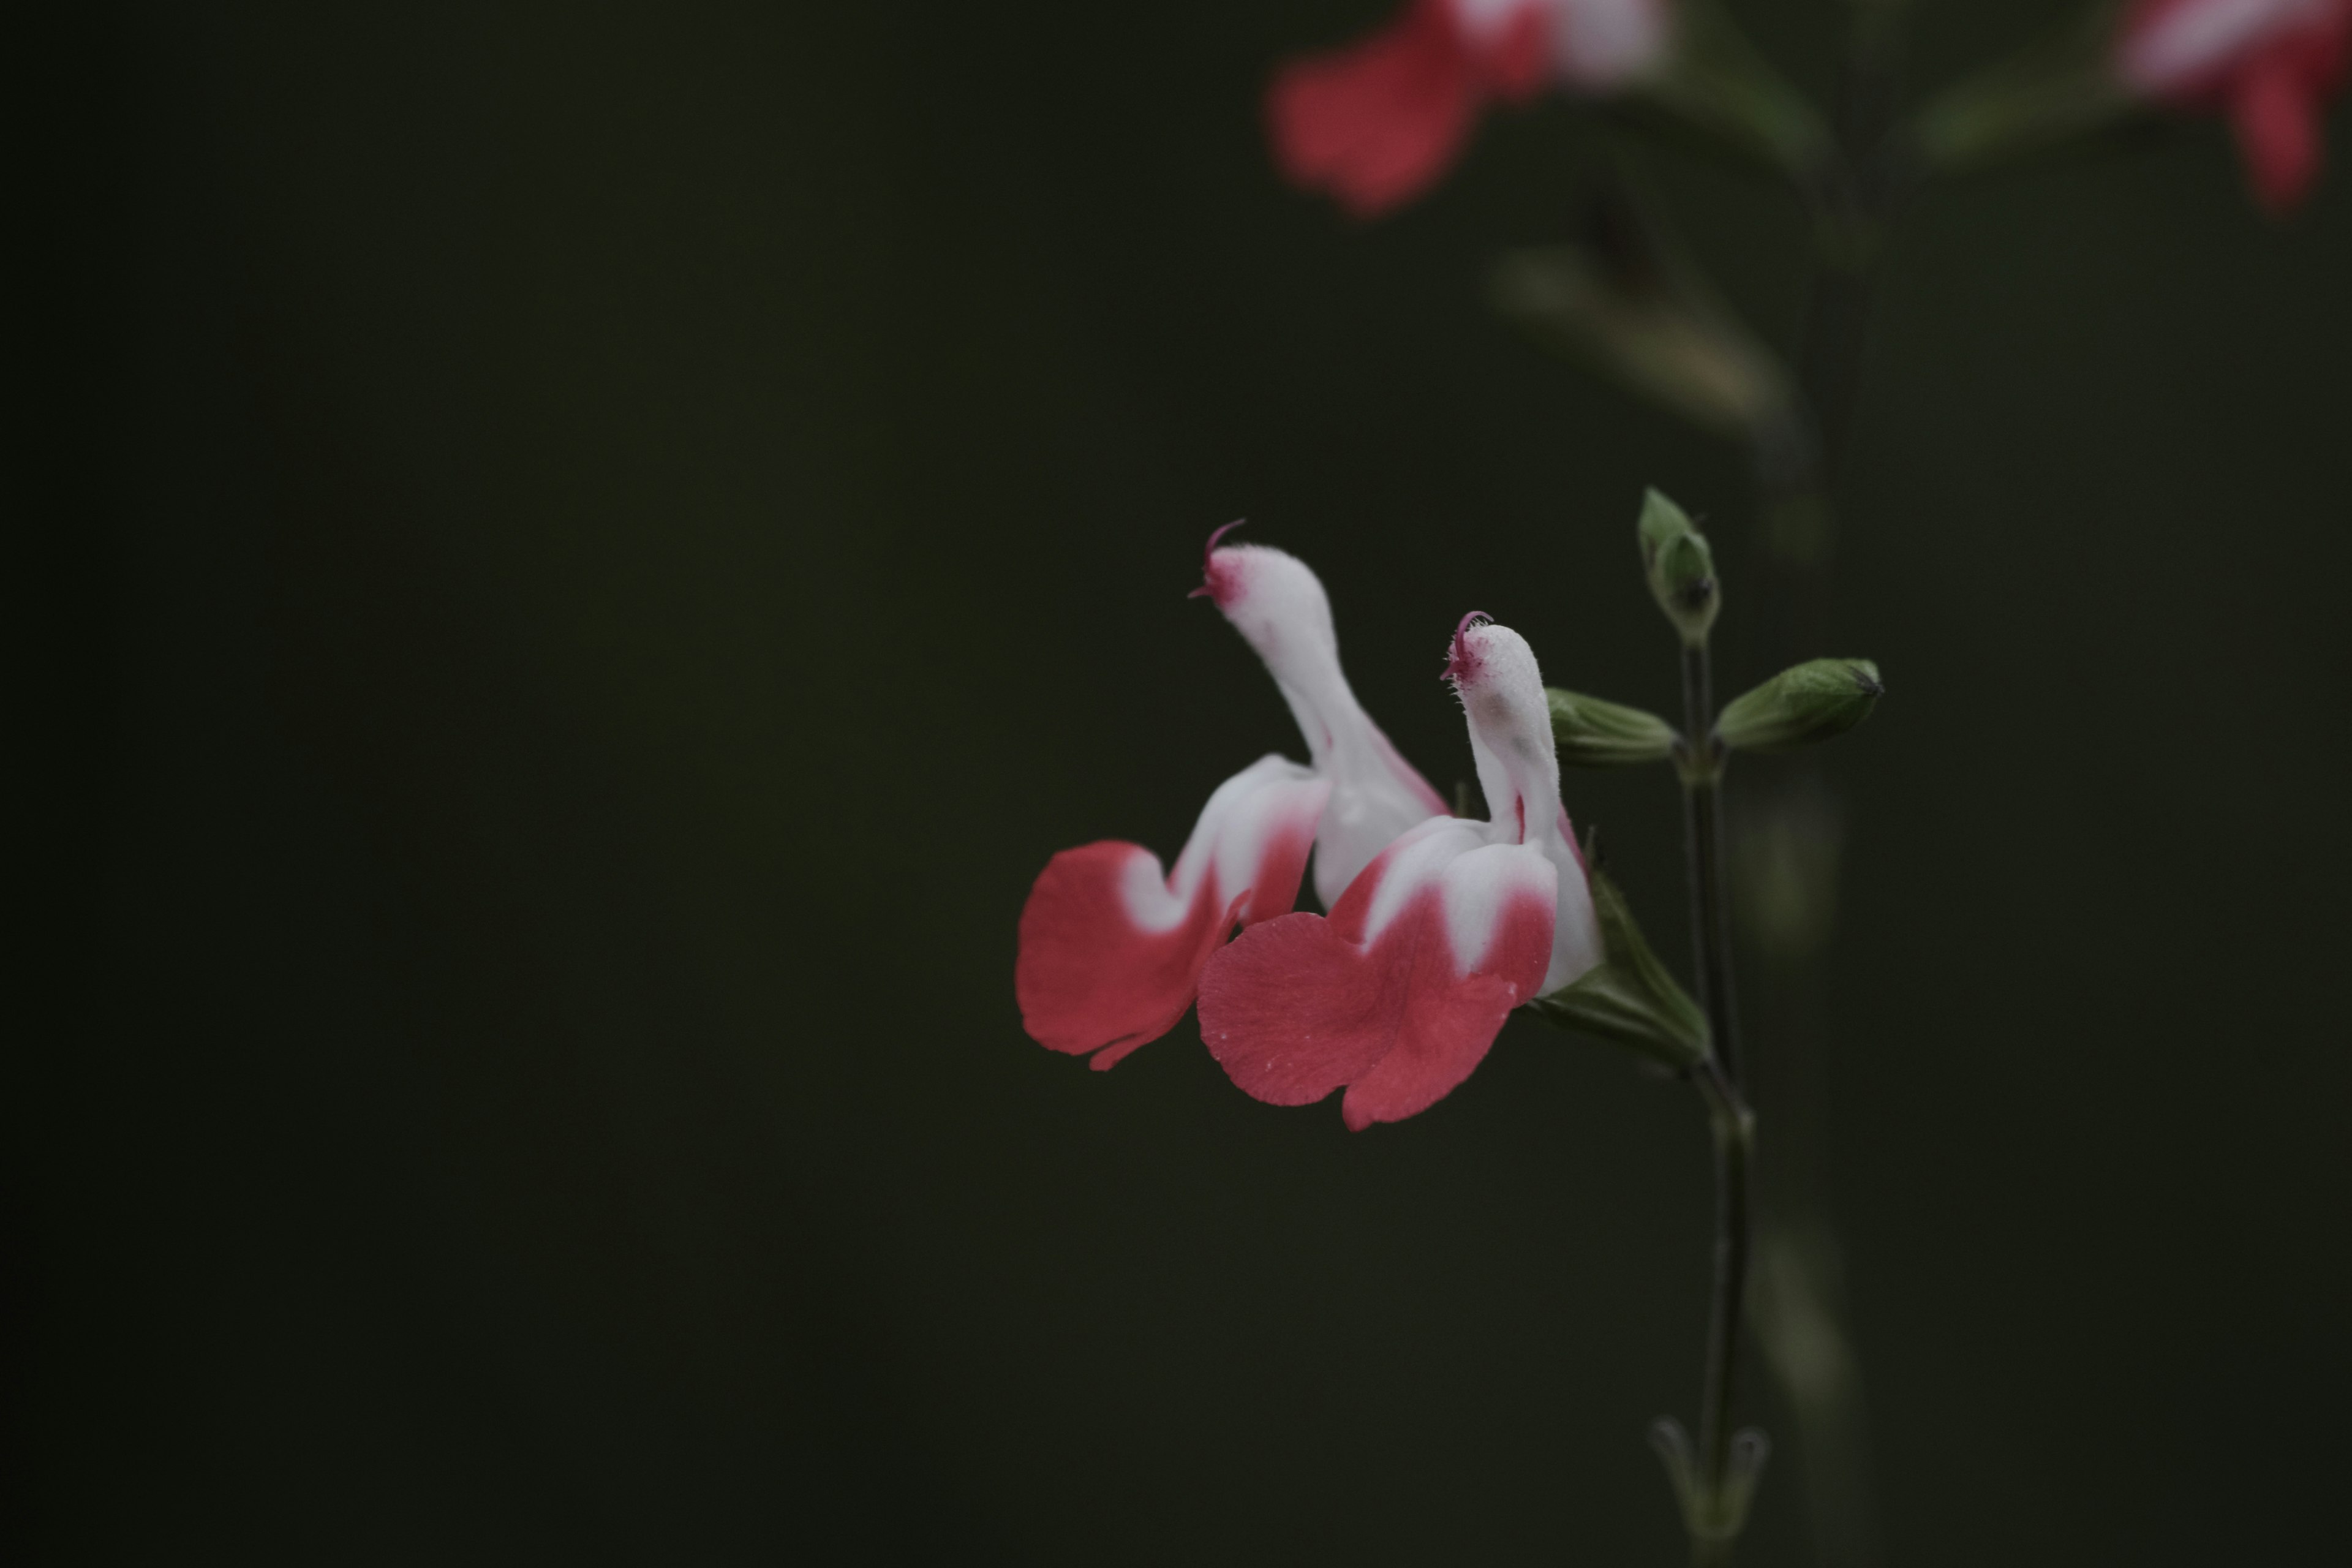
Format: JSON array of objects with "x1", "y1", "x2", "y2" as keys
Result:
[{"x1": 27, "y1": 1, "x2": 2350, "y2": 1562}]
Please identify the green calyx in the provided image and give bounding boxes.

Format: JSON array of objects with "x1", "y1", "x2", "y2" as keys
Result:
[
  {"x1": 1547, "y1": 687, "x2": 1679, "y2": 768},
  {"x1": 1637, "y1": 488, "x2": 1720, "y2": 646},
  {"x1": 1652, "y1": 1418, "x2": 1771, "y2": 1544},
  {"x1": 1523, "y1": 862, "x2": 1709, "y2": 1071},
  {"x1": 1715, "y1": 658, "x2": 1883, "y2": 753}
]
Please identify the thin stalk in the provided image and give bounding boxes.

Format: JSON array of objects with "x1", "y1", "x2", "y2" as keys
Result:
[
  {"x1": 1755, "y1": 0, "x2": 1909, "y2": 606},
  {"x1": 1678, "y1": 635, "x2": 1757, "y2": 1565},
  {"x1": 1679, "y1": 643, "x2": 1741, "y2": 1084},
  {"x1": 1692, "y1": 1057, "x2": 1756, "y2": 1568},
  {"x1": 1732, "y1": 10, "x2": 1907, "y2": 1568}
]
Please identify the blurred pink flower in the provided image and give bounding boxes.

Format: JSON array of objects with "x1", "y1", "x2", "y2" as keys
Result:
[
  {"x1": 2117, "y1": 0, "x2": 2351, "y2": 211},
  {"x1": 1267, "y1": 0, "x2": 1673, "y2": 217}
]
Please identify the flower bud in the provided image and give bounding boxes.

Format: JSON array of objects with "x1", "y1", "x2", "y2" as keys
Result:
[
  {"x1": 1547, "y1": 687, "x2": 1679, "y2": 768},
  {"x1": 1637, "y1": 489, "x2": 1721, "y2": 645},
  {"x1": 1715, "y1": 658, "x2": 1883, "y2": 753}
]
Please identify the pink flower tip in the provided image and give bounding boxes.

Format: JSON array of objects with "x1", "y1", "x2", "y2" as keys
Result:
[
  {"x1": 1194, "y1": 519, "x2": 1250, "y2": 604},
  {"x1": 1444, "y1": 612, "x2": 1493, "y2": 684}
]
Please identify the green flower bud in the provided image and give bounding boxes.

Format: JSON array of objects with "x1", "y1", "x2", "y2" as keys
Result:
[
  {"x1": 1637, "y1": 488, "x2": 1721, "y2": 646},
  {"x1": 1715, "y1": 659, "x2": 1883, "y2": 753},
  {"x1": 1547, "y1": 687, "x2": 1679, "y2": 768}
]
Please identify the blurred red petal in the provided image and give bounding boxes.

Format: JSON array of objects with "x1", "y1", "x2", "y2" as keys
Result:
[
  {"x1": 1265, "y1": 0, "x2": 1483, "y2": 217},
  {"x1": 2230, "y1": 53, "x2": 2325, "y2": 209},
  {"x1": 1484, "y1": 3, "x2": 1554, "y2": 100}
]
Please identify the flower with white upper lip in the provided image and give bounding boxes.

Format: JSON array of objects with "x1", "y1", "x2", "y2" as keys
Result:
[
  {"x1": 1267, "y1": 0, "x2": 1676, "y2": 217},
  {"x1": 1197, "y1": 613, "x2": 1604, "y2": 1129},
  {"x1": 1015, "y1": 529, "x2": 1445, "y2": 1069},
  {"x1": 2116, "y1": 0, "x2": 2350, "y2": 211}
]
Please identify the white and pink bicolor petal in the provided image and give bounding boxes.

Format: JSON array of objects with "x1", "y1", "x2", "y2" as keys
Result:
[
  {"x1": 1197, "y1": 616, "x2": 1602, "y2": 1129},
  {"x1": 1017, "y1": 755, "x2": 1330, "y2": 1069},
  {"x1": 1265, "y1": 0, "x2": 1675, "y2": 216},
  {"x1": 2118, "y1": 0, "x2": 2342, "y2": 93},
  {"x1": 1445, "y1": 614, "x2": 1601, "y2": 993},
  {"x1": 1017, "y1": 530, "x2": 1438, "y2": 1074},
  {"x1": 1200, "y1": 528, "x2": 1447, "y2": 908},
  {"x1": 1477, "y1": 0, "x2": 1674, "y2": 89},
  {"x1": 2116, "y1": 0, "x2": 2350, "y2": 211}
]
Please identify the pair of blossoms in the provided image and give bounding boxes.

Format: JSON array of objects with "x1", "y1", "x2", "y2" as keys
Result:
[
  {"x1": 1270, "y1": 0, "x2": 2350, "y2": 214},
  {"x1": 1016, "y1": 529, "x2": 1600, "y2": 1131}
]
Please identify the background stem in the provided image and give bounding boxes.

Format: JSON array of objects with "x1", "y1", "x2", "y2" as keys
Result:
[{"x1": 1733, "y1": 6, "x2": 1909, "y2": 1566}]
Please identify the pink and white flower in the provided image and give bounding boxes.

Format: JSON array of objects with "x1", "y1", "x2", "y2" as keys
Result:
[
  {"x1": 1197, "y1": 614, "x2": 1604, "y2": 1130},
  {"x1": 1015, "y1": 530, "x2": 1446, "y2": 1069},
  {"x1": 2116, "y1": 0, "x2": 2351, "y2": 211},
  {"x1": 1267, "y1": 0, "x2": 1676, "y2": 217}
]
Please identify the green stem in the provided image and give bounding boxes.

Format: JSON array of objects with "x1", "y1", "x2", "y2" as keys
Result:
[
  {"x1": 1676, "y1": 635, "x2": 1757, "y2": 1564},
  {"x1": 1692, "y1": 1057, "x2": 1755, "y2": 1565},
  {"x1": 1679, "y1": 642, "x2": 1741, "y2": 1084}
]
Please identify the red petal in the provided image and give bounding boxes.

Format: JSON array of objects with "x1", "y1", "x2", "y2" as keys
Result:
[
  {"x1": 1016, "y1": 766, "x2": 1327, "y2": 1066},
  {"x1": 2231, "y1": 53, "x2": 2325, "y2": 210},
  {"x1": 1265, "y1": 0, "x2": 1483, "y2": 217},
  {"x1": 1016, "y1": 843, "x2": 1237, "y2": 1063},
  {"x1": 1194, "y1": 911, "x2": 1397, "y2": 1106},
  {"x1": 1197, "y1": 832, "x2": 1556, "y2": 1128}
]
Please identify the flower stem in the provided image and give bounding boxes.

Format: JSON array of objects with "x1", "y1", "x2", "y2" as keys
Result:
[
  {"x1": 1692, "y1": 1057, "x2": 1755, "y2": 1567},
  {"x1": 1676, "y1": 636, "x2": 1759, "y2": 1564},
  {"x1": 1678, "y1": 643, "x2": 1741, "y2": 1082}
]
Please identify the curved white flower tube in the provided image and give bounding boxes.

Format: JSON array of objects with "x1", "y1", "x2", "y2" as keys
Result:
[{"x1": 1267, "y1": 0, "x2": 1675, "y2": 216}]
